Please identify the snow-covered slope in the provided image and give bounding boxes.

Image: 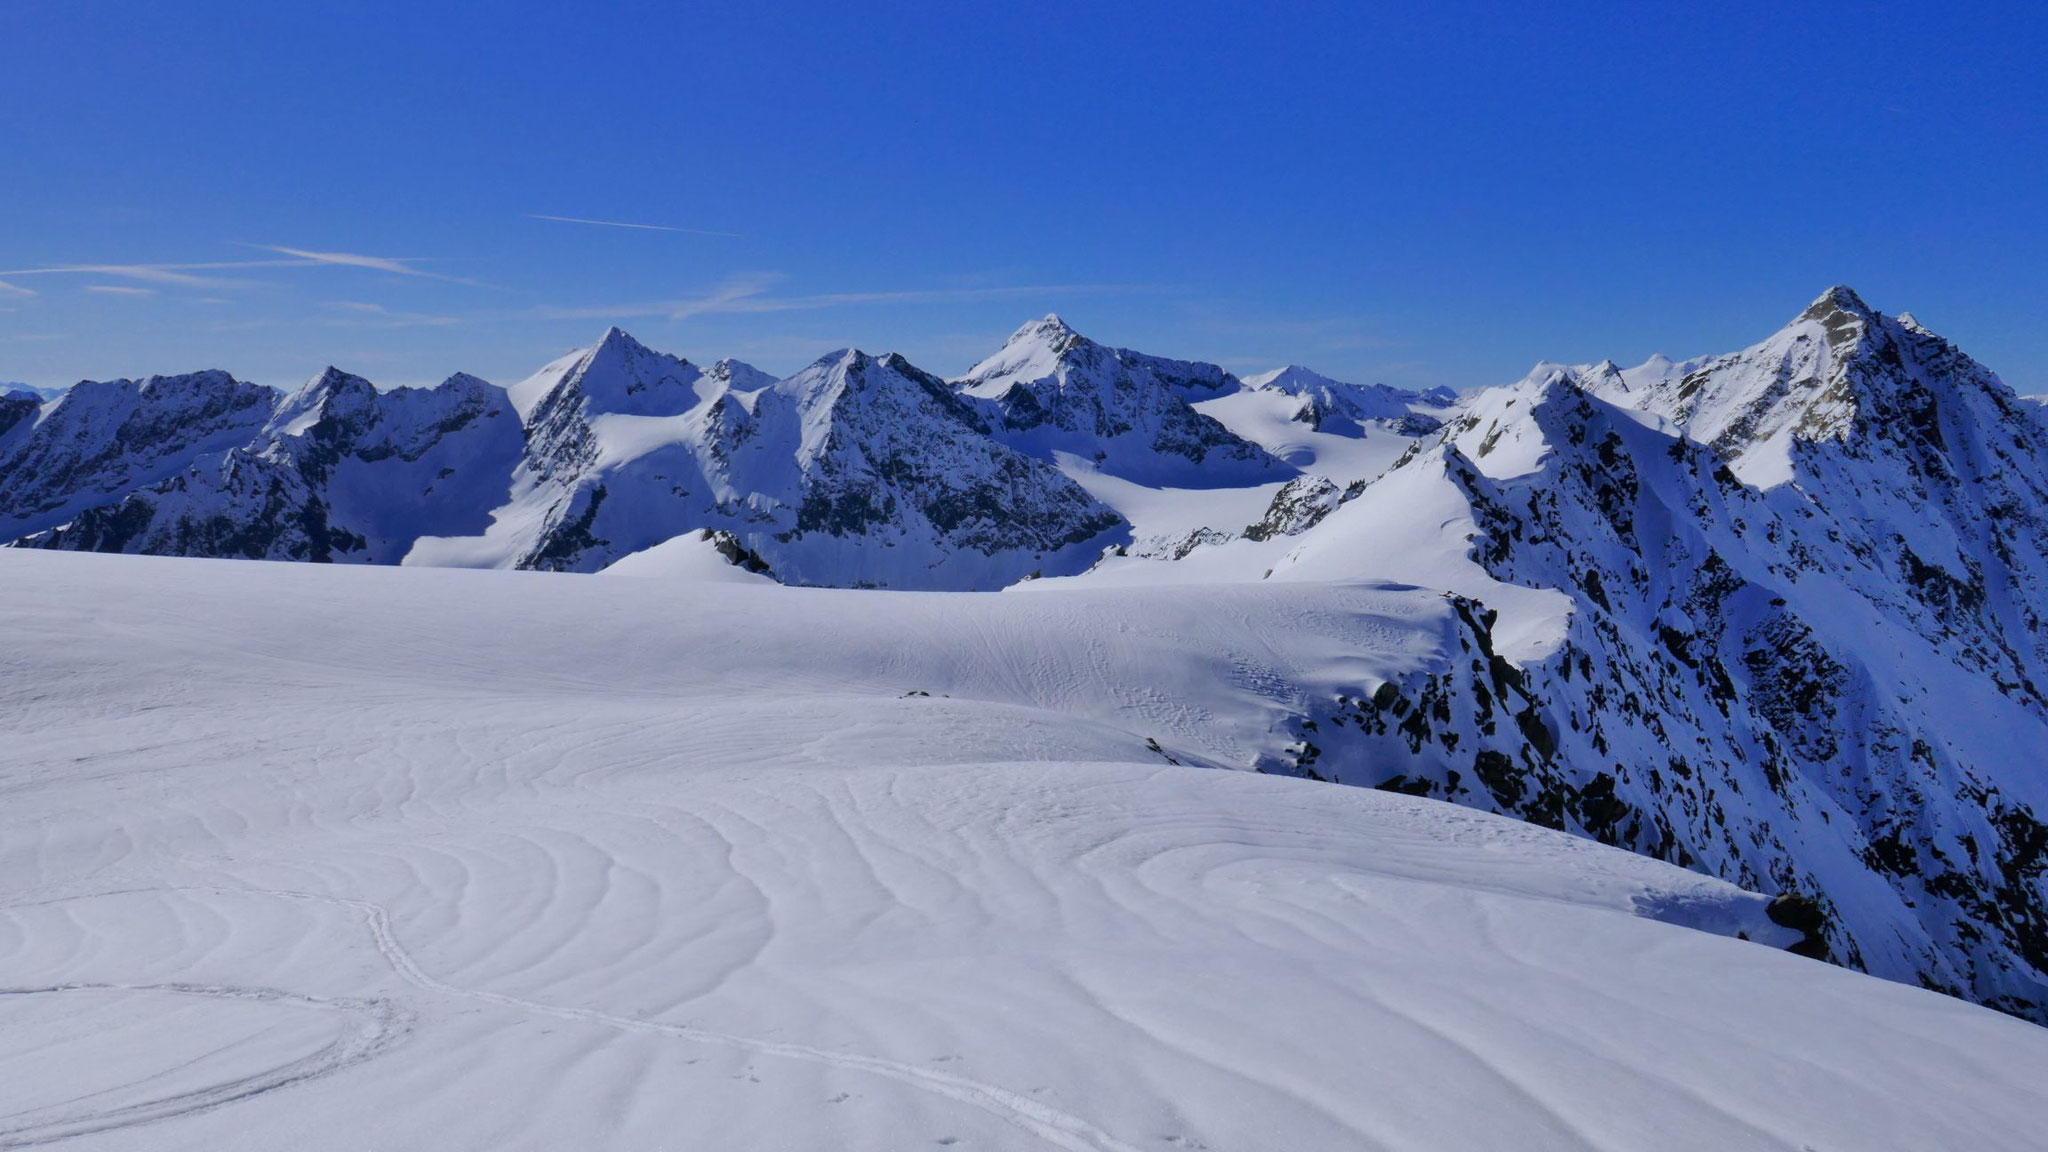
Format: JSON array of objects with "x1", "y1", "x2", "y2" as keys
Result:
[
  {"x1": 954, "y1": 315, "x2": 1289, "y2": 487},
  {"x1": 5, "y1": 547, "x2": 2045, "y2": 1151}
]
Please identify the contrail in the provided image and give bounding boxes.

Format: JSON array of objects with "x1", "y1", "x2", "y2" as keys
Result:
[{"x1": 528, "y1": 214, "x2": 741, "y2": 238}]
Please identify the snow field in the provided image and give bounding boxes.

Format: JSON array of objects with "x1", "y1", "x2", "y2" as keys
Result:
[{"x1": 2, "y1": 550, "x2": 2045, "y2": 1149}]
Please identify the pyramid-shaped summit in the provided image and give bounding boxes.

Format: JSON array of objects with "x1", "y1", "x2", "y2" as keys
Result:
[{"x1": 505, "y1": 326, "x2": 705, "y2": 422}]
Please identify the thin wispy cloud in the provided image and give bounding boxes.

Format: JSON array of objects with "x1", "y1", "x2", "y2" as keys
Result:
[
  {"x1": 541, "y1": 275, "x2": 1156, "y2": 323},
  {"x1": 256, "y1": 245, "x2": 418, "y2": 275},
  {"x1": 3, "y1": 249, "x2": 494, "y2": 290},
  {"x1": 0, "y1": 260, "x2": 309, "y2": 287},
  {"x1": 0, "y1": 279, "x2": 36, "y2": 298},
  {"x1": 244, "y1": 245, "x2": 497, "y2": 288},
  {"x1": 84, "y1": 285, "x2": 156, "y2": 296},
  {"x1": 529, "y1": 214, "x2": 742, "y2": 238}
]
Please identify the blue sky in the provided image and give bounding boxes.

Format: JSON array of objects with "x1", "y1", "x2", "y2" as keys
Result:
[{"x1": 2, "y1": 1, "x2": 2042, "y2": 393}]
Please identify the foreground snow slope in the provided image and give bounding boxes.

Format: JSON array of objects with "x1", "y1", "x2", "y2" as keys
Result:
[{"x1": 3, "y1": 550, "x2": 2043, "y2": 1151}]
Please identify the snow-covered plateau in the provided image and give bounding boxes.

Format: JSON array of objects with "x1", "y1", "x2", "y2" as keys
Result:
[{"x1": 4, "y1": 286, "x2": 2048, "y2": 1147}]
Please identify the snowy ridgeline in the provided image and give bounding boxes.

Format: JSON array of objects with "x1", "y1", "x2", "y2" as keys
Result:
[
  {"x1": 3, "y1": 287, "x2": 2047, "y2": 1027},
  {"x1": 3, "y1": 549, "x2": 2045, "y2": 1150}
]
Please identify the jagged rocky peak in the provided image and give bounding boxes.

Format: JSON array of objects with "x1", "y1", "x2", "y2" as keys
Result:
[
  {"x1": 52, "y1": 368, "x2": 253, "y2": 415},
  {"x1": 1563, "y1": 286, "x2": 1972, "y2": 487},
  {"x1": 266, "y1": 366, "x2": 510, "y2": 446},
  {"x1": 1015, "y1": 312, "x2": 1084, "y2": 348},
  {"x1": 268, "y1": 366, "x2": 377, "y2": 434},
  {"x1": 1798, "y1": 283, "x2": 1879, "y2": 349}
]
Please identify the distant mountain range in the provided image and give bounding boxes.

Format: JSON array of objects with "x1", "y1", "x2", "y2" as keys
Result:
[{"x1": 6, "y1": 287, "x2": 2046, "y2": 1022}]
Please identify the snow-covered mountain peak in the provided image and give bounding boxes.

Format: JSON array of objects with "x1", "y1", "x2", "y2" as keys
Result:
[
  {"x1": 955, "y1": 316, "x2": 1281, "y2": 486},
  {"x1": 959, "y1": 316, "x2": 1095, "y2": 397},
  {"x1": 705, "y1": 357, "x2": 776, "y2": 392},
  {"x1": 1438, "y1": 360, "x2": 1595, "y2": 480},
  {"x1": 1006, "y1": 312, "x2": 1084, "y2": 349},
  {"x1": 768, "y1": 348, "x2": 993, "y2": 468},
  {"x1": 269, "y1": 366, "x2": 376, "y2": 436},
  {"x1": 506, "y1": 327, "x2": 704, "y2": 421},
  {"x1": 1800, "y1": 283, "x2": 1879, "y2": 342},
  {"x1": 1242, "y1": 364, "x2": 1339, "y2": 392},
  {"x1": 1560, "y1": 288, "x2": 1906, "y2": 486},
  {"x1": 774, "y1": 346, "x2": 865, "y2": 401}
]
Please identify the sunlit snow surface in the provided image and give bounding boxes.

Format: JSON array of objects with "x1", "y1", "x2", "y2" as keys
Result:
[{"x1": 3, "y1": 550, "x2": 2044, "y2": 1150}]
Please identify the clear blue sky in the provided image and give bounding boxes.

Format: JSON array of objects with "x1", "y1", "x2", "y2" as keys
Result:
[{"x1": 2, "y1": 1, "x2": 2042, "y2": 394}]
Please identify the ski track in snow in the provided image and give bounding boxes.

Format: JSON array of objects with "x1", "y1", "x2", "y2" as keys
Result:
[
  {"x1": 0, "y1": 981, "x2": 405, "y2": 1148},
  {"x1": 0, "y1": 883, "x2": 1142, "y2": 1152}
]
